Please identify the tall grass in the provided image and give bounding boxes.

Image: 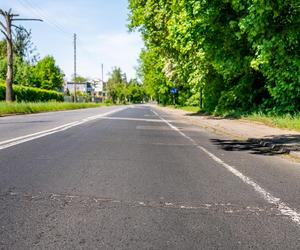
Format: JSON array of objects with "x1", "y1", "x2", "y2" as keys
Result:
[
  {"x1": 244, "y1": 113, "x2": 300, "y2": 132},
  {"x1": 0, "y1": 102, "x2": 109, "y2": 116},
  {"x1": 160, "y1": 104, "x2": 201, "y2": 113},
  {"x1": 163, "y1": 105, "x2": 300, "y2": 132}
]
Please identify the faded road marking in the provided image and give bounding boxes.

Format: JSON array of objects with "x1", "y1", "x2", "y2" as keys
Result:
[
  {"x1": 151, "y1": 109, "x2": 300, "y2": 225},
  {"x1": 0, "y1": 107, "x2": 125, "y2": 151},
  {"x1": 2, "y1": 191, "x2": 280, "y2": 215},
  {"x1": 99, "y1": 116, "x2": 183, "y2": 123}
]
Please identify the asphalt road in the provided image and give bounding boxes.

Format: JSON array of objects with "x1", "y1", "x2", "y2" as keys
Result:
[{"x1": 0, "y1": 105, "x2": 300, "y2": 249}]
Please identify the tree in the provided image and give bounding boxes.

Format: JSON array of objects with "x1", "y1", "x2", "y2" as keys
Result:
[
  {"x1": 137, "y1": 47, "x2": 171, "y2": 104},
  {"x1": 0, "y1": 9, "x2": 14, "y2": 102},
  {"x1": 32, "y1": 55, "x2": 64, "y2": 90},
  {"x1": 127, "y1": 79, "x2": 145, "y2": 103},
  {"x1": 72, "y1": 75, "x2": 88, "y2": 83},
  {"x1": 128, "y1": 0, "x2": 300, "y2": 114},
  {"x1": 106, "y1": 67, "x2": 127, "y2": 103},
  {"x1": 13, "y1": 26, "x2": 38, "y2": 63},
  {"x1": 0, "y1": 26, "x2": 37, "y2": 87},
  {"x1": 0, "y1": 9, "x2": 42, "y2": 102}
]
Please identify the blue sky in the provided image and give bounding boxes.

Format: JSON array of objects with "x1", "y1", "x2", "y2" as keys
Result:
[{"x1": 0, "y1": 0, "x2": 144, "y2": 81}]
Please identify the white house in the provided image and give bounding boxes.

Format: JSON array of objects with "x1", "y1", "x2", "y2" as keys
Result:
[
  {"x1": 91, "y1": 79, "x2": 106, "y2": 98},
  {"x1": 64, "y1": 82, "x2": 93, "y2": 94}
]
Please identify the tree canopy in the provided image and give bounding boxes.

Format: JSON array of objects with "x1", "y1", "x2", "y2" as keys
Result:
[
  {"x1": 128, "y1": 0, "x2": 300, "y2": 114},
  {"x1": 0, "y1": 28, "x2": 64, "y2": 92},
  {"x1": 31, "y1": 56, "x2": 64, "y2": 90},
  {"x1": 106, "y1": 67, "x2": 145, "y2": 104}
]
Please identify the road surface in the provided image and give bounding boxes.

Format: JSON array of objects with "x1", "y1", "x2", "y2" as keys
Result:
[{"x1": 0, "y1": 105, "x2": 300, "y2": 249}]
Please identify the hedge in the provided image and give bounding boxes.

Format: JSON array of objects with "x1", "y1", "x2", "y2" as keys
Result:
[{"x1": 0, "y1": 84, "x2": 64, "y2": 102}]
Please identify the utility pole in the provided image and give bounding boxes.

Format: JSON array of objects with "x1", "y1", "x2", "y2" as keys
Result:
[
  {"x1": 0, "y1": 9, "x2": 42, "y2": 102},
  {"x1": 199, "y1": 86, "x2": 203, "y2": 110},
  {"x1": 101, "y1": 63, "x2": 103, "y2": 84},
  {"x1": 73, "y1": 33, "x2": 77, "y2": 102},
  {"x1": 101, "y1": 63, "x2": 105, "y2": 100}
]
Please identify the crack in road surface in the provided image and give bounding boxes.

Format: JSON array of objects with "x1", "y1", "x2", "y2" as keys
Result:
[{"x1": 0, "y1": 191, "x2": 287, "y2": 217}]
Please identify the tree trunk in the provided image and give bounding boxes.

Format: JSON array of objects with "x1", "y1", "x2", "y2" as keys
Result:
[
  {"x1": 199, "y1": 87, "x2": 203, "y2": 110},
  {"x1": 5, "y1": 16, "x2": 13, "y2": 102}
]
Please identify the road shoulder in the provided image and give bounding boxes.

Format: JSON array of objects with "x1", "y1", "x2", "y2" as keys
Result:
[{"x1": 155, "y1": 105, "x2": 300, "y2": 161}]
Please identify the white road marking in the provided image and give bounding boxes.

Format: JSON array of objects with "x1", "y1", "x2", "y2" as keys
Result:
[
  {"x1": 98, "y1": 116, "x2": 176, "y2": 123},
  {"x1": 0, "y1": 107, "x2": 125, "y2": 150},
  {"x1": 151, "y1": 109, "x2": 300, "y2": 225},
  {"x1": 98, "y1": 116, "x2": 186, "y2": 124}
]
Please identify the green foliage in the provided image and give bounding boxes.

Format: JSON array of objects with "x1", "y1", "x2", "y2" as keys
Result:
[
  {"x1": 0, "y1": 39, "x2": 64, "y2": 92},
  {"x1": 31, "y1": 56, "x2": 64, "y2": 90},
  {"x1": 127, "y1": 79, "x2": 145, "y2": 103},
  {"x1": 13, "y1": 26, "x2": 38, "y2": 63},
  {"x1": 0, "y1": 40, "x2": 6, "y2": 58},
  {"x1": 128, "y1": 0, "x2": 300, "y2": 114},
  {"x1": 106, "y1": 67, "x2": 126, "y2": 103},
  {"x1": 244, "y1": 113, "x2": 300, "y2": 132},
  {"x1": 104, "y1": 99, "x2": 113, "y2": 105},
  {"x1": 106, "y1": 67, "x2": 146, "y2": 104},
  {"x1": 72, "y1": 75, "x2": 88, "y2": 83},
  {"x1": 0, "y1": 83, "x2": 63, "y2": 102}
]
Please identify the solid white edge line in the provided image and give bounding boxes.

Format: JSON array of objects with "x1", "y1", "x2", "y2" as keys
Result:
[
  {"x1": 151, "y1": 108, "x2": 300, "y2": 225},
  {"x1": 0, "y1": 107, "x2": 126, "y2": 150}
]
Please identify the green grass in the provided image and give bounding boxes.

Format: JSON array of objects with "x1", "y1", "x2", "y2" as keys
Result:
[
  {"x1": 0, "y1": 102, "x2": 109, "y2": 116},
  {"x1": 160, "y1": 105, "x2": 201, "y2": 113},
  {"x1": 243, "y1": 113, "x2": 300, "y2": 132},
  {"x1": 161, "y1": 104, "x2": 300, "y2": 132}
]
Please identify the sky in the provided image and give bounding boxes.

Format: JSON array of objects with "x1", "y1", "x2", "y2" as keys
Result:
[{"x1": 0, "y1": 0, "x2": 144, "y2": 81}]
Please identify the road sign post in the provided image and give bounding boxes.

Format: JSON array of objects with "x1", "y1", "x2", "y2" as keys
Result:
[{"x1": 170, "y1": 88, "x2": 178, "y2": 105}]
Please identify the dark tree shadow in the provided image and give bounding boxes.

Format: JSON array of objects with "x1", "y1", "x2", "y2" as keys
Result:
[
  {"x1": 184, "y1": 111, "x2": 240, "y2": 120},
  {"x1": 211, "y1": 134, "x2": 300, "y2": 156}
]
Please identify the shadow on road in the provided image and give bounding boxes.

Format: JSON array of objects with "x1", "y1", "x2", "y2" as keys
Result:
[{"x1": 211, "y1": 134, "x2": 300, "y2": 156}]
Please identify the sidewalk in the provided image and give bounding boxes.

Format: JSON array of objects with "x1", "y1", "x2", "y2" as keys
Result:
[{"x1": 156, "y1": 106, "x2": 300, "y2": 160}]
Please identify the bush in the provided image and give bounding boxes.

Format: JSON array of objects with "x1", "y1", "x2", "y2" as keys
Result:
[
  {"x1": 0, "y1": 83, "x2": 63, "y2": 102},
  {"x1": 104, "y1": 99, "x2": 113, "y2": 105}
]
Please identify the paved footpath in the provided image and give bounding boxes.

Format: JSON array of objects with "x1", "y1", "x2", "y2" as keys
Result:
[
  {"x1": 0, "y1": 105, "x2": 300, "y2": 249},
  {"x1": 156, "y1": 106, "x2": 300, "y2": 159}
]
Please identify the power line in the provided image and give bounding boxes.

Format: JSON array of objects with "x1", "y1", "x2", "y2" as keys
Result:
[
  {"x1": 16, "y1": 0, "x2": 100, "y2": 62},
  {"x1": 16, "y1": 0, "x2": 72, "y2": 37},
  {"x1": 13, "y1": 1, "x2": 102, "y2": 79}
]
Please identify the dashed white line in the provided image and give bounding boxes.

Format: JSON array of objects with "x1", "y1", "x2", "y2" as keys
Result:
[
  {"x1": 151, "y1": 108, "x2": 300, "y2": 225},
  {"x1": 0, "y1": 107, "x2": 125, "y2": 150}
]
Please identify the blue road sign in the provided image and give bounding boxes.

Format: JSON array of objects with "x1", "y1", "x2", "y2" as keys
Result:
[{"x1": 170, "y1": 87, "x2": 178, "y2": 94}]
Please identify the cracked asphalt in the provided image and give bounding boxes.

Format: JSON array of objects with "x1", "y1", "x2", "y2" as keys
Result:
[{"x1": 0, "y1": 105, "x2": 300, "y2": 249}]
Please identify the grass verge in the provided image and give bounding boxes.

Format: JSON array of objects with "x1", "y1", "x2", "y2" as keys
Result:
[
  {"x1": 243, "y1": 113, "x2": 300, "y2": 132},
  {"x1": 0, "y1": 102, "x2": 109, "y2": 116},
  {"x1": 160, "y1": 105, "x2": 201, "y2": 113},
  {"x1": 161, "y1": 105, "x2": 300, "y2": 132}
]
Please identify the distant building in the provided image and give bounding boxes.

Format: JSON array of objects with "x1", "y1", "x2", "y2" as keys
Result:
[
  {"x1": 91, "y1": 79, "x2": 107, "y2": 99},
  {"x1": 64, "y1": 82, "x2": 93, "y2": 94},
  {"x1": 63, "y1": 80, "x2": 107, "y2": 102}
]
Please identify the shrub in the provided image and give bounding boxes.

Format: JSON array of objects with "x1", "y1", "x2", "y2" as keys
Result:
[
  {"x1": 104, "y1": 99, "x2": 113, "y2": 105},
  {"x1": 0, "y1": 83, "x2": 63, "y2": 102}
]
